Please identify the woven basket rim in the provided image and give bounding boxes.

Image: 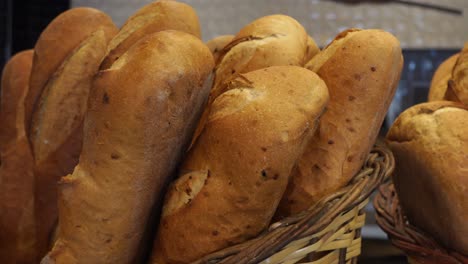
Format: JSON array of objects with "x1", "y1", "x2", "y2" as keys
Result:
[
  {"x1": 374, "y1": 182, "x2": 468, "y2": 264},
  {"x1": 193, "y1": 144, "x2": 394, "y2": 264}
]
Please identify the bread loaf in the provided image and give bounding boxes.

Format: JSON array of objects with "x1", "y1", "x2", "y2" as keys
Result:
[
  {"x1": 192, "y1": 15, "x2": 308, "y2": 145},
  {"x1": 386, "y1": 101, "x2": 468, "y2": 255},
  {"x1": 277, "y1": 29, "x2": 403, "y2": 216},
  {"x1": 428, "y1": 54, "x2": 459, "y2": 101},
  {"x1": 449, "y1": 42, "x2": 468, "y2": 105},
  {"x1": 0, "y1": 50, "x2": 36, "y2": 264},
  {"x1": 26, "y1": 8, "x2": 117, "y2": 130},
  {"x1": 26, "y1": 11, "x2": 118, "y2": 255},
  {"x1": 152, "y1": 66, "x2": 329, "y2": 263},
  {"x1": 100, "y1": 0, "x2": 201, "y2": 69},
  {"x1": 304, "y1": 35, "x2": 320, "y2": 63},
  {"x1": 206, "y1": 35, "x2": 234, "y2": 63},
  {"x1": 42, "y1": 30, "x2": 214, "y2": 264}
]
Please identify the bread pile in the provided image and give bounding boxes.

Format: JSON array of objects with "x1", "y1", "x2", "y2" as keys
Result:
[
  {"x1": 0, "y1": 1, "x2": 403, "y2": 263},
  {"x1": 386, "y1": 47, "x2": 468, "y2": 255}
]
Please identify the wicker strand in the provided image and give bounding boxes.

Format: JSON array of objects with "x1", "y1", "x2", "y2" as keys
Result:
[{"x1": 374, "y1": 183, "x2": 468, "y2": 264}]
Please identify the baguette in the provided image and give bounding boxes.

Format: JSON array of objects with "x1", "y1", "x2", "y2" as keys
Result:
[
  {"x1": 25, "y1": 8, "x2": 117, "y2": 131},
  {"x1": 31, "y1": 29, "x2": 114, "y2": 257},
  {"x1": 206, "y1": 35, "x2": 234, "y2": 63},
  {"x1": 386, "y1": 101, "x2": 468, "y2": 255},
  {"x1": 0, "y1": 50, "x2": 36, "y2": 264},
  {"x1": 277, "y1": 29, "x2": 403, "y2": 216},
  {"x1": 42, "y1": 30, "x2": 214, "y2": 264},
  {"x1": 428, "y1": 53, "x2": 459, "y2": 101},
  {"x1": 449, "y1": 42, "x2": 468, "y2": 105},
  {"x1": 100, "y1": 0, "x2": 201, "y2": 69},
  {"x1": 152, "y1": 66, "x2": 329, "y2": 263},
  {"x1": 192, "y1": 15, "x2": 308, "y2": 146}
]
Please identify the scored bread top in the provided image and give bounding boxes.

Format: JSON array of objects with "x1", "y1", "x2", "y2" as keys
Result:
[
  {"x1": 100, "y1": 0, "x2": 201, "y2": 69},
  {"x1": 386, "y1": 101, "x2": 468, "y2": 255},
  {"x1": 153, "y1": 66, "x2": 328, "y2": 263},
  {"x1": 428, "y1": 53, "x2": 459, "y2": 101},
  {"x1": 26, "y1": 7, "x2": 117, "y2": 131},
  {"x1": 206, "y1": 35, "x2": 235, "y2": 63}
]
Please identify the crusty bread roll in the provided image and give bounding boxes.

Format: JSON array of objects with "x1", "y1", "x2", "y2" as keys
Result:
[
  {"x1": 30, "y1": 29, "x2": 114, "y2": 257},
  {"x1": 386, "y1": 101, "x2": 468, "y2": 255},
  {"x1": 152, "y1": 66, "x2": 329, "y2": 263},
  {"x1": 41, "y1": 30, "x2": 214, "y2": 264},
  {"x1": 0, "y1": 50, "x2": 36, "y2": 264},
  {"x1": 100, "y1": 0, "x2": 201, "y2": 69},
  {"x1": 277, "y1": 29, "x2": 403, "y2": 216},
  {"x1": 304, "y1": 35, "x2": 320, "y2": 63},
  {"x1": 206, "y1": 35, "x2": 234, "y2": 63},
  {"x1": 449, "y1": 42, "x2": 468, "y2": 105},
  {"x1": 428, "y1": 53, "x2": 459, "y2": 101},
  {"x1": 192, "y1": 15, "x2": 308, "y2": 146},
  {"x1": 25, "y1": 7, "x2": 117, "y2": 130}
]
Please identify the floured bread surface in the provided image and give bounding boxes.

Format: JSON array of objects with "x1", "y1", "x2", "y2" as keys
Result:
[
  {"x1": 386, "y1": 101, "x2": 468, "y2": 255},
  {"x1": 152, "y1": 66, "x2": 329, "y2": 264}
]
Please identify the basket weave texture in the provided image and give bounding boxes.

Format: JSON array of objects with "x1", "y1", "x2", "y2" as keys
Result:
[
  {"x1": 374, "y1": 182, "x2": 468, "y2": 264},
  {"x1": 193, "y1": 145, "x2": 394, "y2": 264}
]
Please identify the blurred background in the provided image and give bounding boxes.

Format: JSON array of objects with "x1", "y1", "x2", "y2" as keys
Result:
[{"x1": 1, "y1": 0, "x2": 467, "y2": 263}]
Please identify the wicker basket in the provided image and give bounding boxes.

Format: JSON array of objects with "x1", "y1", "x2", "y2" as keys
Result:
[
  {"x1": 374, "y1": 182, "x2": 468, "y2": 264},
  {"x1": 192, "y1": 145, "x2": 394, "y2": 264}
]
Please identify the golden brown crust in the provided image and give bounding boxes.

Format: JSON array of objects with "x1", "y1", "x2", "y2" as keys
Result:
[
  {"x1": 191, "y1": 14, "x2": 308, "y2": 147},
  {"x1": 450, "y1": 42, "x2": 468, "y2": 105},
  {"x1": 428, "y1": 53, "x2": 459, "y2": 101},
  {"x1": 26, "y1": 7, "x2": 117, "y2": 132},
  {"x1": 100, "y1": 0, "x2": 201, "y2": 69},
  {"x1": 277, "y1": 29, "x2": 403, "y2": 216},
  {"x1": 41, "y1": 31, "x2": 214, "y2": 264},
  {"x1": 304, "y1": 35, "x2": 320, "y2": 63},
  {"x1": 31, "y1": 29, "x2": 114, "y2": 258},
  {"x1": 0, "y1": 50, "x2": 36, "y2": 263},
  {"x1": 206, "y1": 35, "x2": 235, "y2": 63},
  {"x1": 152, "y1": 66, "x2": 329, "y2": 263},
  {"x1": 386, "y1": 101, "x2": 468, "y2": 255}
]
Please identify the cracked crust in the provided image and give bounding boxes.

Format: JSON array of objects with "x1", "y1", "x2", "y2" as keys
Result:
[
  {"x1": 206, "y1": 35, "x2": 235, "y2": 63},
  {"x1": 152, "y1": 66, "x2": 329, "y2": 264},
  {"x1": 386, "y1": 101, "x2": 468, "y2": 255}
]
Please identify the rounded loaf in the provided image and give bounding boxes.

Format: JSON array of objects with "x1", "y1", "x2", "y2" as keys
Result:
[
  {"x1": 278, "y1": 29, "x2": 403, "y2": 216},
  {"x1": 428, "y1": 53, "x2": 459, "y2": 101},
  {"x1": 41, "y1": 30, "x2": 214, "y2": 264},
  {"x1": 450, "y1": 42, "x2": 468, "y2": 105},
  {"x1": 152, "y1": 66, "x2": 329, "y2": 263},
  {"x1": 0, "y1": 50, "x2": 36, "y2": 264},
  {"x1": 386, "y1": 101, "x2": 468, "y2": 255}
]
